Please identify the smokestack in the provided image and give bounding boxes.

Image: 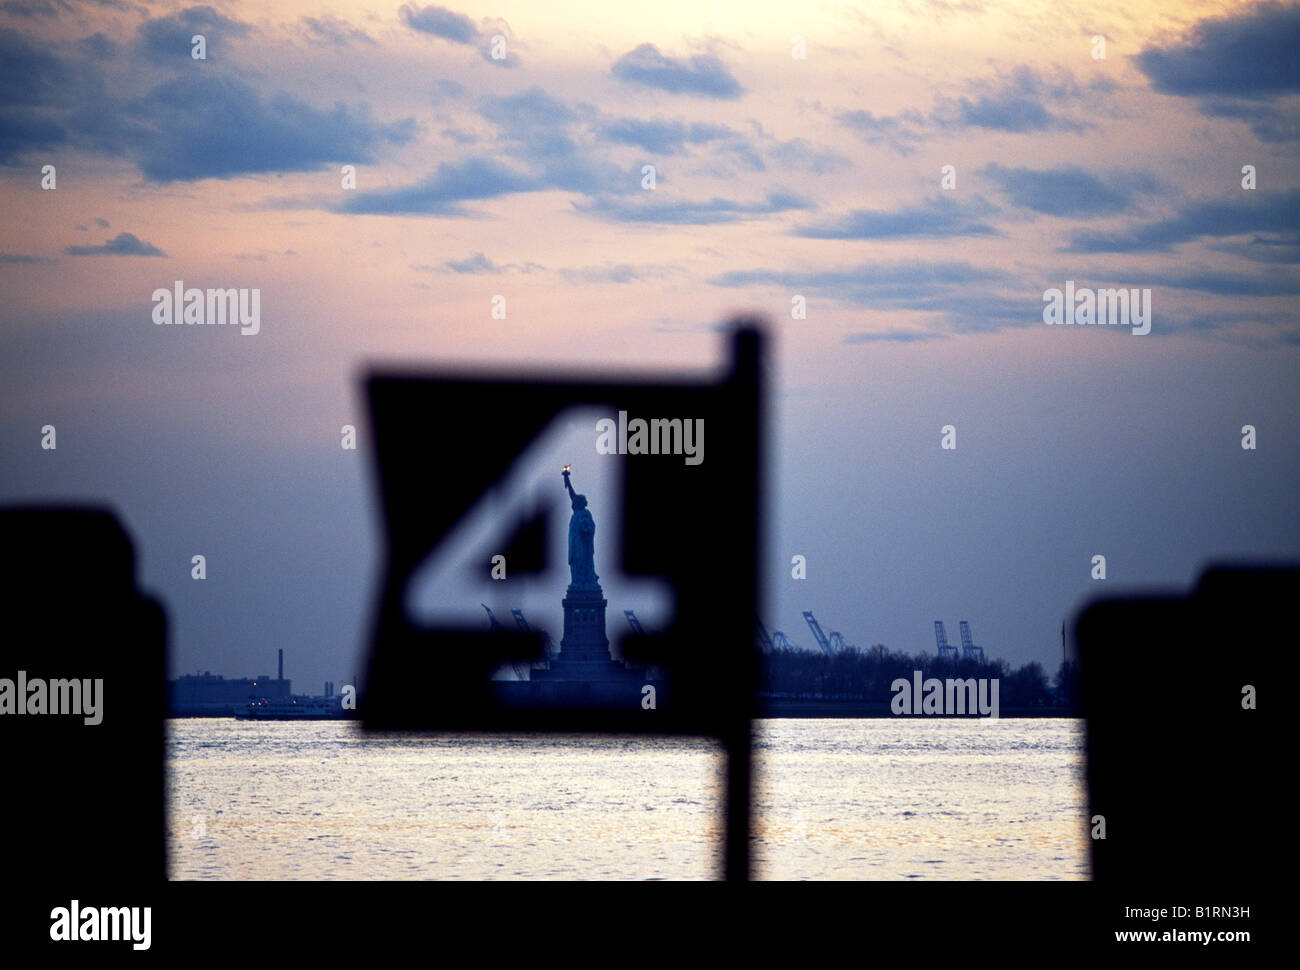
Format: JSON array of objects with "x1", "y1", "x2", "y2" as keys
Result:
[{"x1": 278, "y1": 649, "x2": 283, "y2": 682}]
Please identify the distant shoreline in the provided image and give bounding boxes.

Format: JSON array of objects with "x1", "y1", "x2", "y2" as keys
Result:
[{"x1": 757, "y1": 698, "x2": 1078, "y2": 718}]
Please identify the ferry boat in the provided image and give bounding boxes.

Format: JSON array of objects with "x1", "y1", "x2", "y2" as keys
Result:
[{"x1": 234, "y1": 695, "x2": 352, "y2": 720}]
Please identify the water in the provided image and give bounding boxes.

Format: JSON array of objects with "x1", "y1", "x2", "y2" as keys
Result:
[{"x1": 167, "y1": 717, "x2": 1089, "y2": 880}]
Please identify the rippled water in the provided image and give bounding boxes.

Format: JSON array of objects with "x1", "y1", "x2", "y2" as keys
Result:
[{"x1": 167, "y1": 718, "x2": 1089, "y2": 880}]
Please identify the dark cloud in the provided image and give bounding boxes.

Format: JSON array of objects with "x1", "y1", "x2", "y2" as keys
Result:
[
  {"x1": 1065, "y1": 189, "x2": 1300, "y2": 253},
  {"x1": 713, "y1": 261, "x2": 1033, "y2": 332},
  {"x1": 399, "y1": 4, "x2": 477, "y2": 44},
  {"x1": 765, "y1": 137, "x2": 848, "y2": 174},
  {"x1": 576, "y1": 189, "x2": 810, "y2": 225},
  {"x1": 77, "y1": 32, "x2": 117, "y2": 60},
  {"x1": 0, "y1": 252, "x2": 54, "y2": 263},
  {"x1": 835, "y1": 108, "x2": 926, "y2": 155},
  {"x1": 980, "y1": 163, "x2": 1140, "y2": 217},
  {"x1": 559, "y1": 264, "x2": 671, "y2": 284},
  {"x1": 478, "y1": 87, "x2": 618, "y2": 194},
  {"x1": 1139, "y1": 268, "x2": 1300, "y2": 297},
  {"x1": 0, "y1": 0, "x2": 58, "y2": 17},
  {"x1": 596, "y1": 117, "x2": 733, "y2": 154},
  {"x1": 0, "y1": 27, "x2": 70, "y2": 107},
  {"x1": 300, "y1": 15, "x2": 374, "y2": 48},
  {"x1": 795, "y1": 196, "x2": 999, "y2": 239},
  {"x1": 399, "y1": 5, "x2": 517, "y2": 67},
  {"x1": 0, "y1": 109, "x2": 67, "y2": 163},
  {"x1": 121, "y1": 75, "x2": 415, "y2": 181},
  {"x1": 843, "y1": 330, "x2": 948, "y2": 343},
  {"x1": 611, "y1": 43, "x2": 743, "y2": 99},
  {"x1": 838, "y1": 66, "x2": 1110, "y2": 151},
  {"x1": 64, "y1": 231, "x2": 165, "y2": 256},
  {"x1": 339, "y1": 156, "x2": 535, "y2": 214},
  {"x1": 1137, "y1": 2, "x2": 1300, "y2": 98},
  {"x1": 1207, "y1": 236, "x2": 1300, "y2": 265},
  {"x1": 439, "y1": 252, "x2": 543, "y2": 273},
  {"x1": 932, "y1": 66, "x2": 1105, "y2": 133},
  {"x1": 1135, "y1": 4, "x2": 1300, "y2": 144},
  {"x1": 1197, "y1": 96, "x2": 1300, "y2": 143},
  {"x1": 137, "y1": 5, "x2": 252, "y2": 63}
]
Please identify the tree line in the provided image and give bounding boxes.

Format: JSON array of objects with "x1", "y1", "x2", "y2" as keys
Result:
[{"x1": 760, "y1": 645, "x2": 1081, "y2": 711}]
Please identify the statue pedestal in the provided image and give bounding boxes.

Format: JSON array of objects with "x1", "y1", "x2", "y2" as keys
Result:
[{"x1": 557, "y1": 587, "x2": 610, "y2": 663}]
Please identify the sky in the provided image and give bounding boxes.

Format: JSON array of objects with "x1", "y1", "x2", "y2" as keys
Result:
[{"x1": 1, "y1": 0, "x2": 1297, "y2": 693}]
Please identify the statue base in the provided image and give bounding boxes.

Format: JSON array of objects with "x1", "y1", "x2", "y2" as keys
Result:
[{"x1": 555, "y1": 587, "x2": 610, "y2": 663}]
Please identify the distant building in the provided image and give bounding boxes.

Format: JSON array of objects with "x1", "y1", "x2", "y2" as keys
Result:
[{"x1": 167, "y1": 671, "x2": 291, "y2": 716}]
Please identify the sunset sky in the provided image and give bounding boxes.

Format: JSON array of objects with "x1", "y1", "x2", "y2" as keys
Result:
[{"x1": 2, "y1": 0, "x2": 1297, "y2": 691}]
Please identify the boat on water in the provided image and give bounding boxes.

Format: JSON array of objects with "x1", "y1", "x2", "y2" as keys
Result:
[{"x1": 234, "y1": 695, "x2": 353, "y2": 720}]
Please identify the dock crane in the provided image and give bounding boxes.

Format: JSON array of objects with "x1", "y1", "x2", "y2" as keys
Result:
[
  {"x1": 512, "y1": 608, "x2": 555, "y2": 660},
  {"x1": 802, "y1": 611, "x2": 837, "y2": 657},
  {"x1": 624, "y1": 610, "x2": 645, "y2": 636},
  {"x1": 757, "y1": 616, "x2": 796, "y2": 652},
  {"x1": 958, "y1": 621, "x2": 984, "y2": 662},
  {"x1": 935, "y1": 620, "x2": 959, "y2": 660},
  {"x1": 481, "y1": 604, "x2": 535, "y2": 679}
]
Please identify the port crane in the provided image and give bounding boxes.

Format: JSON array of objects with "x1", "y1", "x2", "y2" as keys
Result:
[
  {"x1": 934, "y1": 620, "x2": 959, "y2": 660},
  {"x1": 958, "y1": 621, "x2": 984, "y2": 662},
  {"x1": 756, "y1": 616, "x2": 795, "y2": 652},
  {"x1": 511, "y1": 608, "x2": 555, "y2": 660},
  {"x1": 624, "y1": 609, "x2": 645, "y2": 635},
  {"x1": 481, "y1": 604, "x2": 541, "y2": 679},
  {"x1": 802, "y1": 611, "x2": 846, "y2": 657}
]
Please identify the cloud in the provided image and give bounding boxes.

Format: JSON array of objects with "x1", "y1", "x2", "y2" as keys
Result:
[
  {"x1": 576, "y1": 189, "x2": 810, "y2": 225},
  {"x1": 137, "y1": 5, "x2": 252, "y2": 63},
  {"x1": 0, "y1": 109, "x2": 67, "y2": 163},
  {"x1": 1137, "y1": 2, "x2": 1300, "y2": 99},
  {"x1": 0, "y1": 0, "x2": 58, "y2": 18},
  {"x1": 932, "y1": 66, "x2": 1107, "y2": 133},
  {"x1": 843, "y1": 330, "x2": 948, "y2": 343},
  {"x1": 611, "y1": 43, "x2": 742, "y2": 99},
  {"x1": 0, "y1": 251, "x2": 55, "y2": 263},
  {"x1": 1065, "y1": 189, "x2": 1300, "y2": 253},
  {"x1": 438, "y1": 252, "x2": 544, "y2": 274},
  {"x1": 596, "y1": 117, "x2": 733, "y2": 154},
  {"x1": 1138, "y1": 268, "x2": 1300, "y2": 297},
  {"x1": 94, "y1": 217, "x2": 110, "y2": 227},
  {"x1": 980, "y1": 164, "x2": 1142, "y2": 217},
  {"x1": 64, "y1": 232, "x2": 166, "y2": 257},
  {"x1": 300, "y1": 15, "x2": 374, "y2": 48},
  {"x1": 795, "y1": 196, "x2": 999, "y2": 239},
  {"x1": 78, "y1": 33, "x2": 117, "y2": 60},
  {"x1": 339, "y1": 156, "x2": 536, "y2": 215},
  {"x1": 558, "y1": 263, "x2": 674, "y2": 284},
  {"x1": 713, "y1": 260, "x2": 1034, "y2": 332},
  {"x1": 840, "y1": 67, "x2": 1113, "y2": 152},
  {"x1": 478, "y1": 87, "x2": 619, "y2": 194},
  {"x1": 0, "y1": 26, "x2": 71, "y2": 107},
  {"x1": 1136, "y1": 4, "x2": 1300, "y2": 143},
  {"x1": 399, "y1": 5, "x2": 517, "y2": 66},
  {"x1": 400, "y1": 4, "x2": 477, "y2": 44},
  {"x1": 1195, "y1": 96, "x2": 1300, "y2": 143},
  {"x1": 121, "y1": 75, "x2": 415, "y2": 181},
  {"x1": 765, "y1": 136, "x2": 849, "y2": 174}
]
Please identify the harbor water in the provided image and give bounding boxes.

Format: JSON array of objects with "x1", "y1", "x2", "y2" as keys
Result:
[{"x1": 167, "y1": 717, "x2": 1089, "y2": 880}]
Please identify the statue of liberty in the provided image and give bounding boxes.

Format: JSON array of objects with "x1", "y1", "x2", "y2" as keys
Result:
[{"x1": 561, "y1": 466, "x2": 599, "y2": 589}]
